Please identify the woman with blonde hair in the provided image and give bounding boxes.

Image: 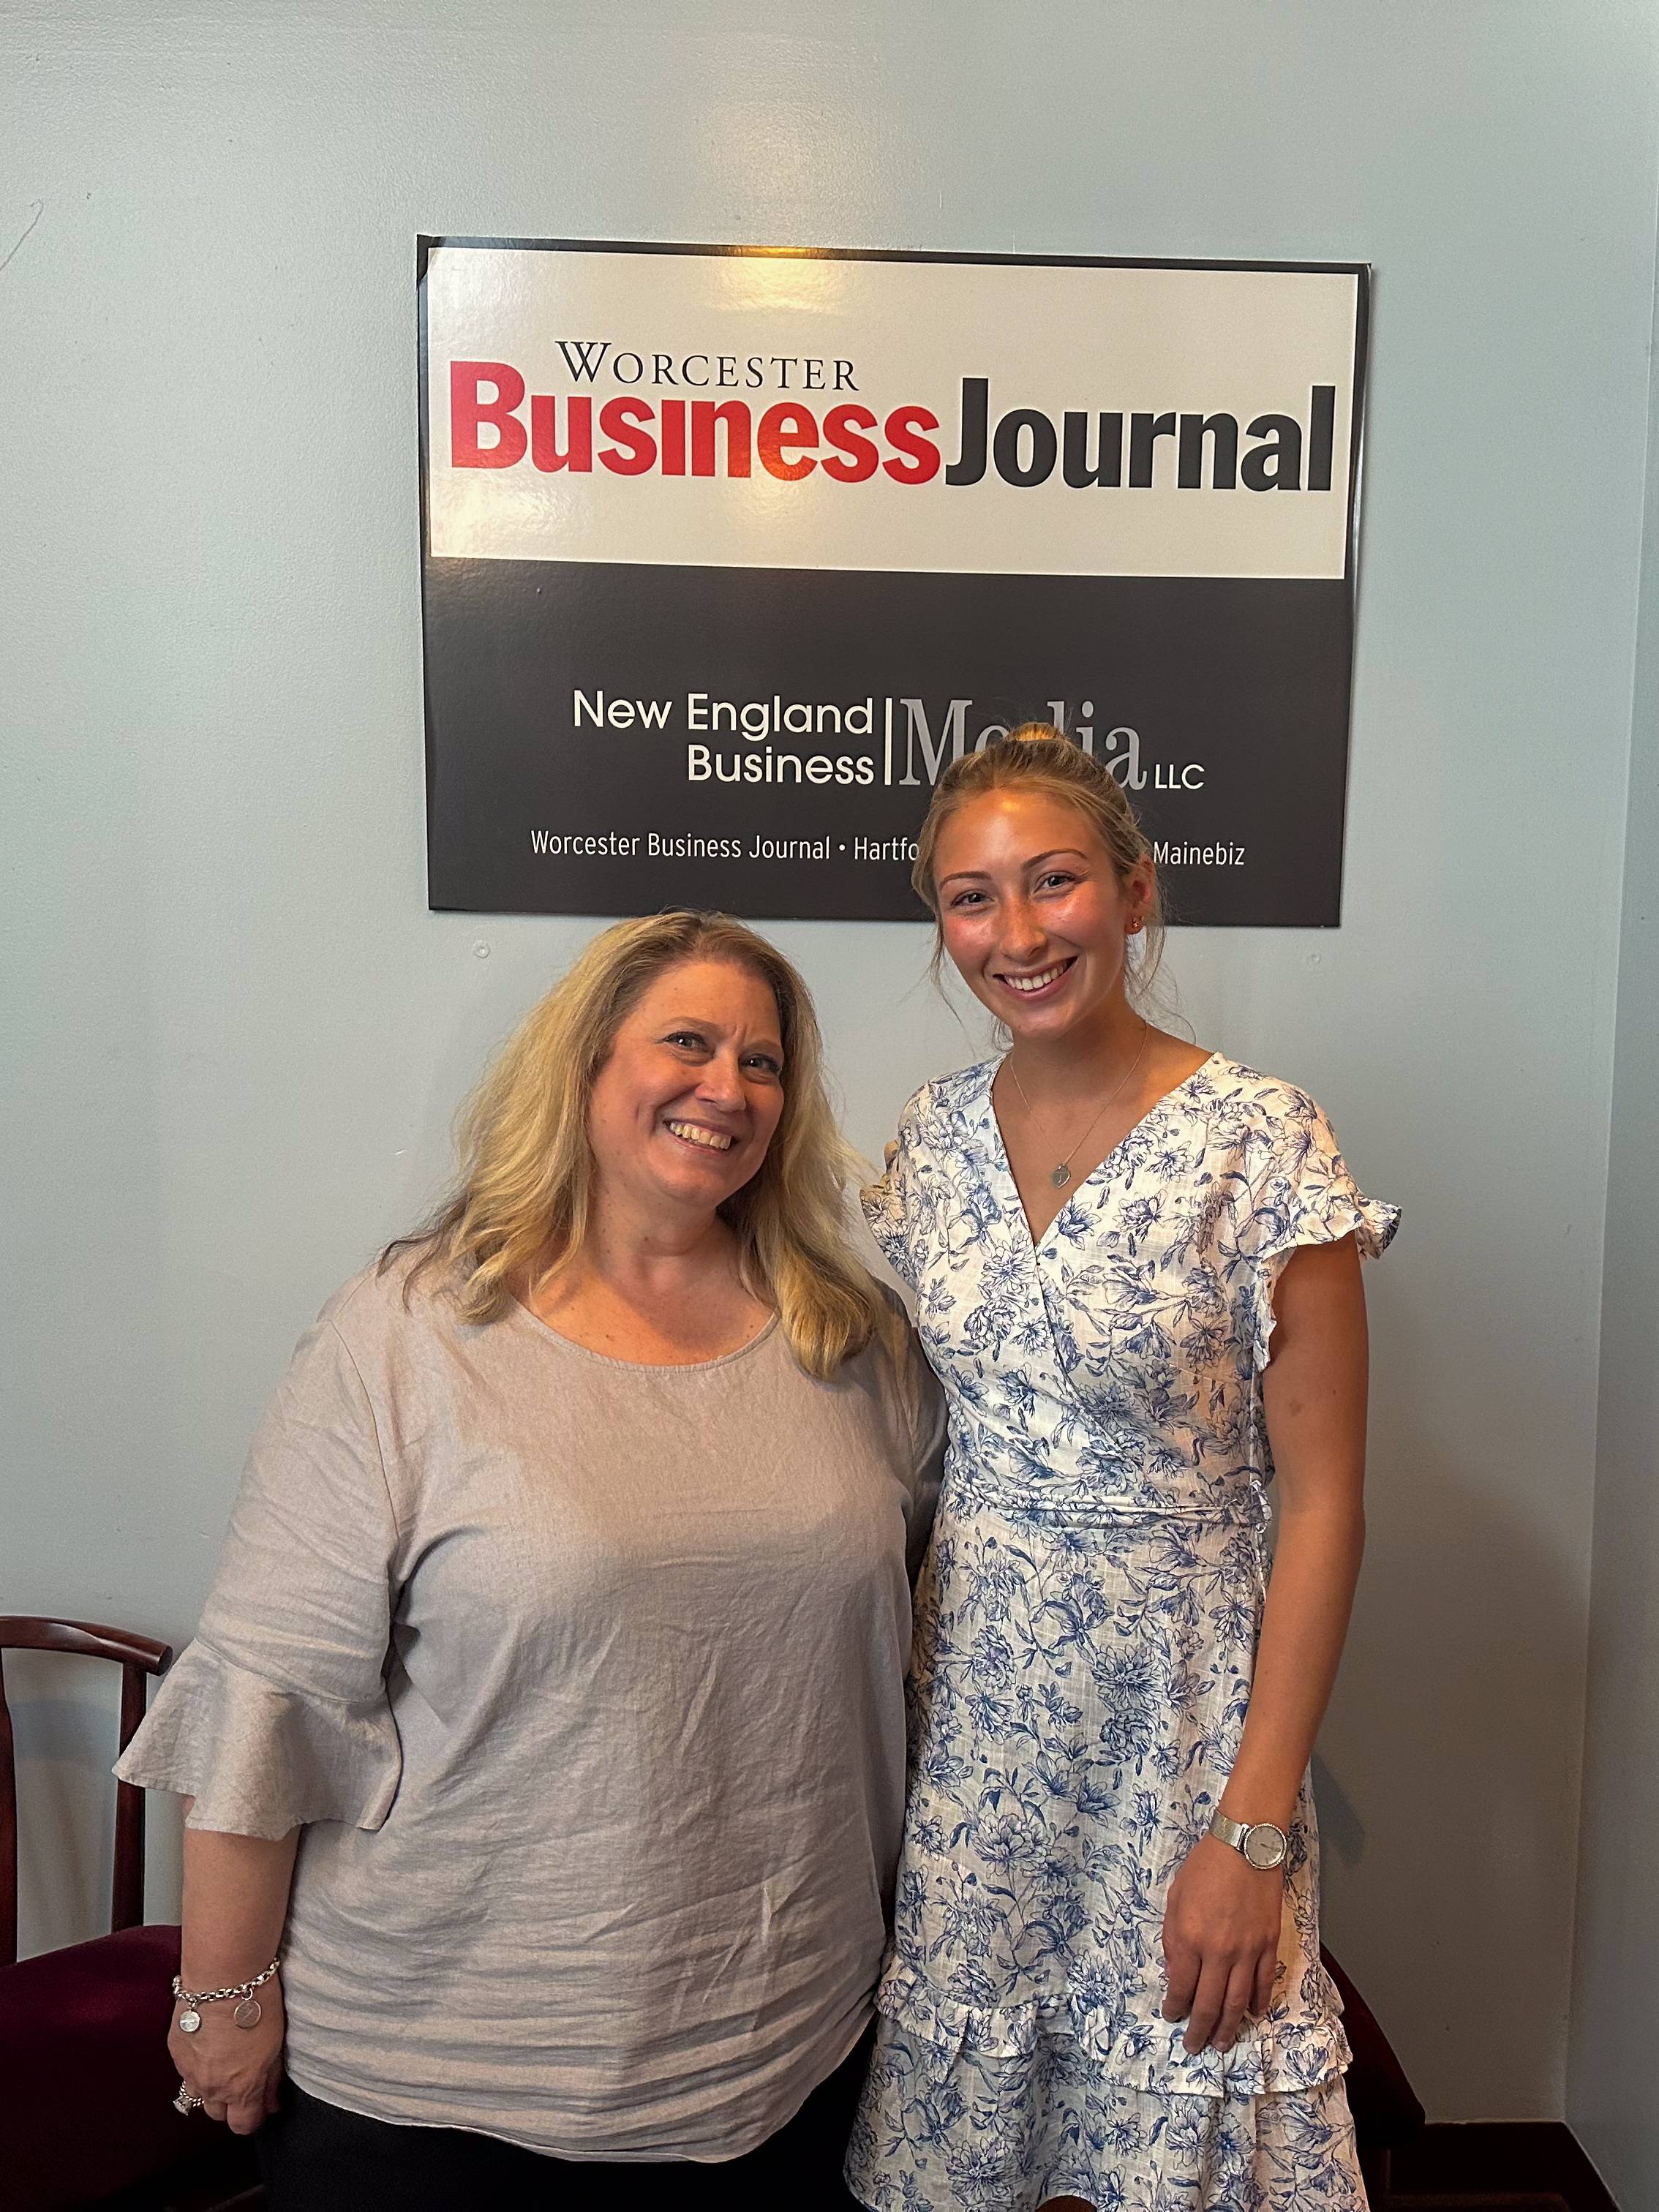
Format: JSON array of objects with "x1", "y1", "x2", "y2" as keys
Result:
[
  {"x1": 118, "y1": 911, "x2": 943, "y2": 2210},
  {"x1": 845, "y1": 729, "x2": 1397, "y2": 2212}
]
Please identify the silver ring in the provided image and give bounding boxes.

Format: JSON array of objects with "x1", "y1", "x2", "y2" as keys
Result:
[{"x1": 173, "y1": 2083, "x2": 204, "y2": 2115}]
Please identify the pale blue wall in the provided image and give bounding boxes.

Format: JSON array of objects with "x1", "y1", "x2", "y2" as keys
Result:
[
  {"x1": 1568, "y1": 203, "x2": 1659, "y2": 2205},
  {"x1": 4, "y1": 0, "x2": 1658, "y2": 2135}
]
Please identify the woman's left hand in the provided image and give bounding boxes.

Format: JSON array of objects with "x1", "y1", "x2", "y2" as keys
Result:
[{"x1": 1160, "y1": 1834, "x2": 1283, "y2": 2053}]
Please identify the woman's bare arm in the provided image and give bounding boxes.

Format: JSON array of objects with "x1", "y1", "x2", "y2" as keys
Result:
[
  {"x1": 1224, "y1": 1233, "x2": 1368, "y2": 1824},
  {"x1": 1162, "y1": 1234, "x2": 1368, "y2": 2053},
  {"x1": 169, "y1": 1809, "x2": 301, "y2": 2133}
]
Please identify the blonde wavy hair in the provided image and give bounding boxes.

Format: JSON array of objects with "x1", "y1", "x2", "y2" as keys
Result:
[
  {"x1": 911, "y1": 722, "x2": 1167, "y2": 1009},
  {"x1": 389, "y1": 911, "x2": 899, "y2": 1379}
]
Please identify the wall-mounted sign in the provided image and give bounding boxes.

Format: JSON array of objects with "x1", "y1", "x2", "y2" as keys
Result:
[{"x1": 418, "y1": 240, "x2": 1366, "y2": 925}]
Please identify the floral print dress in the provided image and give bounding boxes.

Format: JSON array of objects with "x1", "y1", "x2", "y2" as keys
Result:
[{"x1": 846, "y1": 1053, "x2": 1399, "y2": 2212}]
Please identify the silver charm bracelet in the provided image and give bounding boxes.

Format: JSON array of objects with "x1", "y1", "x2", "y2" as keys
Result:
[{"x1": 171, "y1": 1955, "x2": 282, "y2": 2034}]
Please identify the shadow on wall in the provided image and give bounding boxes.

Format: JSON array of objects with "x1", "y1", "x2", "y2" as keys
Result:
[{"x1": 1318, "y1": 1380, "x2": 1584, "y2": 2119}]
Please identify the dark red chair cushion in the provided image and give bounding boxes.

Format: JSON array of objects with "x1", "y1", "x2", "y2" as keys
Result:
[
  {"x1": 0, "y1": 1922, "x2": 214, "y2": 2211},
  {"x1": 1324, "y1": 1944, "x2": 1426, "y2": 2148}
]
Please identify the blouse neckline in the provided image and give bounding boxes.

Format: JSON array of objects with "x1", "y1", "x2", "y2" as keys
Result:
[{"x1": 508, "y1": 1299, "x2": 781, "y2": 1374}]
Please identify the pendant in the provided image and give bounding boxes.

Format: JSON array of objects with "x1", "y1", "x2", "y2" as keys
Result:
[
  {"x1": 1050, "y1": 1163, "x2": 1072, "y2": 1189},
  {"x1": 234, "y1": 1997, "x2": 263, "y2": 2030},
  {"x1": 178, "y1": 2008, "x2": 202, "y2": 2034}
]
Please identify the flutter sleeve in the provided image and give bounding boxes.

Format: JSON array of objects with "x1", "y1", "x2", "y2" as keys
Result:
[
  {"x1": 860, "y1": 1090, "x2": 930, "y2": 1295},
  {"x1": 115, "y1": 1312, "x2": 403, "y2": 1839},
  {"x1": 1241, "y1": 1090, "x2": 1400, "y2": 1369}
]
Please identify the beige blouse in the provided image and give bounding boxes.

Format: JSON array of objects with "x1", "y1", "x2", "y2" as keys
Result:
[{"x1": 118, "y1": 1253, "x2": 944, "y2": 2160}]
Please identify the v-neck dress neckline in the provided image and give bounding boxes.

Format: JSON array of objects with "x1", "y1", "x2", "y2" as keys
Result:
[{"x1": 981, "y1": 1050, "x2": 1224, "y2": 1255}]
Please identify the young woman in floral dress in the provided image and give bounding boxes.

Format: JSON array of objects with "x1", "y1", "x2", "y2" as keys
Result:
[{"x1": 846, "y1": 728, "x2": 1398, "y2": 2212}]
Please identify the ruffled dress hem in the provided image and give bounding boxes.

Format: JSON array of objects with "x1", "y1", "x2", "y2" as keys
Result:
[{"x1": 872, "y1": 1957, "x2": 1353, "y2": 2102}]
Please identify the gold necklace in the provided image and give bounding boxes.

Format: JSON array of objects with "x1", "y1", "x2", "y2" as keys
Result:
[{"x1": 1007, "y1": 1022, "x2": 1151, "y2": 1189}]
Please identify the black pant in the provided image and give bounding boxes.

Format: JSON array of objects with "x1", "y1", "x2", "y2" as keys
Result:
[{"x1": 257, "y1": 2029, "x2": 873, "y2": 2211}]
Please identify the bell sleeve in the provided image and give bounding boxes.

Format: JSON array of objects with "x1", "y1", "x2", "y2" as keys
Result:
[
  {"x1": 1241, "y1": 1091, "x2": 1400, "y2": 1369},
  {"x1": 115, "y1": 1314, "x2": 403, "y2": 1839}
]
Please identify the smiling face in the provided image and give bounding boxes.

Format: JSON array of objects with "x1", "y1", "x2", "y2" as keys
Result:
[
  {"x1": 586, "y1": 958, "x2": 787, "y2": 1224},
  {"x1": 932, "y1": 788, "x2": 1154, "y2": 1044}
]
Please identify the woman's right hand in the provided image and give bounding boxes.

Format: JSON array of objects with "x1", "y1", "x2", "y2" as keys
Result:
[{"x1": 169, "y1": 1976, "x2": 287, "y2": 2134}]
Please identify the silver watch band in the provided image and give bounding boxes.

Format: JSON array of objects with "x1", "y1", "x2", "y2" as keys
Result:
[{"x1": 1208, "y1": 1809, "x2": 1288, "y2": 1869}]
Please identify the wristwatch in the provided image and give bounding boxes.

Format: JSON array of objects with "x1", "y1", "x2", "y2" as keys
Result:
[{"x1": 1208, "y1": 1809, "x2": 1288, "y2": 1870}]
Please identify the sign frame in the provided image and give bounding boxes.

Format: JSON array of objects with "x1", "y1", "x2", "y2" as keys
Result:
[{"x1": 416, "y1": 236, "x2": 1370, "y2": 926}]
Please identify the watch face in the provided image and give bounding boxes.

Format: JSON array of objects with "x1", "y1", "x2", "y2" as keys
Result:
[{"x1": 1244, "y1": 1823, "x2": 1287, "y2": 1870}]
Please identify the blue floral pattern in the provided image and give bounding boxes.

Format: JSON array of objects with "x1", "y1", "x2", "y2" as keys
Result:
[{"x1": 846, "y1": 1053, "x2": 1399, "y2": 2212}]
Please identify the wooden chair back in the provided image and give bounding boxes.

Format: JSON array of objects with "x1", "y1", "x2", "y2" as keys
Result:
[{"x1": 0, "y1": 1617, "x2": 173, "y2": 1966}]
